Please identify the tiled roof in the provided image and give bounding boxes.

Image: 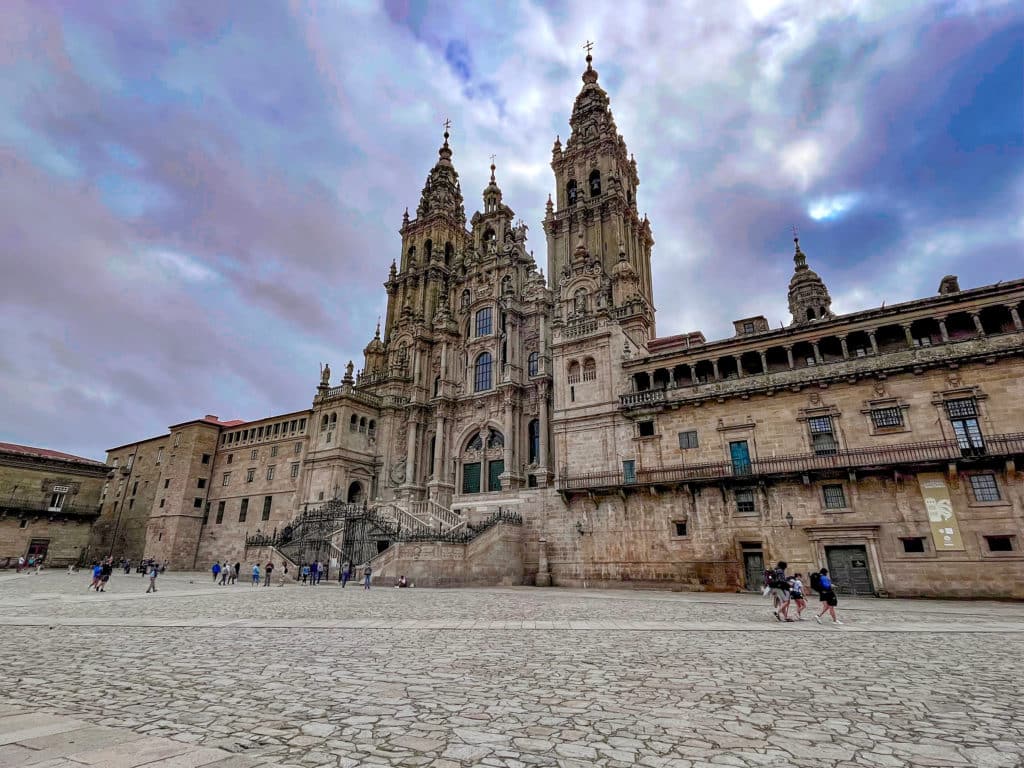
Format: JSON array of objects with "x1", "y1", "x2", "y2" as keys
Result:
[{"x1": 0, "y1": 442, "x2": 106, "y2": 467}]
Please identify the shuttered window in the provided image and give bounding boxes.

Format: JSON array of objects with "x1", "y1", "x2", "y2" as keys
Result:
[
  {"x1": 488, "y1": 460, "x2": 504, "y2": 492},
  {"x1": 462, "y1": 462, "x2": 481, "y2": 494}
]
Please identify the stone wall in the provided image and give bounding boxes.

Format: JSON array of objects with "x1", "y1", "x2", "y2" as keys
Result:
[
  {"x1": 0, "y1": 517, "x2": 95, "y2": 567},
  {"x1": 371, "y1": 521, "x2": 525, "y2": 587}
]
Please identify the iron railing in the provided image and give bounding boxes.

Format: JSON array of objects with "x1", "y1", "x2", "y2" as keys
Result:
[
  {"x1": 558, "y1": 432, "x2": 1024, "y2": 491},
  {"x1": 0, "y1": 501, "x2": 101, "y2": 518}
]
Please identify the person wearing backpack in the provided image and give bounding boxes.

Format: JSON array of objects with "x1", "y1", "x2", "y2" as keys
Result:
[
  {"x1": 769, "y1": 561, "x2": 793, "y2": 621},
  {"x1": 790, "y1": 573, "x2": 808, "y2": 620},
  {"x1": 815, "y1": 568, "x2": 842, "y2": 624}
]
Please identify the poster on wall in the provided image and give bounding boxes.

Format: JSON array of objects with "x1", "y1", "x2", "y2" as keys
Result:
[{"x1": 917, "y1": 472, "x2": 965, "y2": 551}]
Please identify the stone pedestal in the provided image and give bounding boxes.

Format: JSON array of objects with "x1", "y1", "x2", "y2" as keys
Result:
[{"x1": 535, "y1": 538, "x2": 552, "y2": 587}]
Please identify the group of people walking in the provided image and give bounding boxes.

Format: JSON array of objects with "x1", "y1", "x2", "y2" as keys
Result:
[
  {"x1": 209, "y1": 559, "x2": 376, "y2": 588},
  {"x1": 765, "y1": 561, "x2": 842, "y2": 624}
]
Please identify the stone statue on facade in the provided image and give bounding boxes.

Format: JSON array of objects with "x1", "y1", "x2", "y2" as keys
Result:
[{"x1": 320, "y1": 363, "x2": 331, "y2": 387}]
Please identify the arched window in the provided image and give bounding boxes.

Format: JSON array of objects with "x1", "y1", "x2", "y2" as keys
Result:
[
  {"x1": 367, "y1": 420, "x2": 376, "y2": 438},
  {"x1": 806, "y1": 307, "x2": 816, "y2": 321},
  {"x1": 483, "y1": 228, "x2": 495, "y2": 244},
  {"x1": 445, "y1": 242, "x2": 453, "y2": 266},
  {"x1": 528, "y1": 351, "x2": 539, "y2": 377},
  {"x1": 461, "y1": 289, "x2": 471, "y2": 310},
  {"x1": 589, "y1": 169, "x2": 601, "y2": 197},
  {"x1": 359, "y1": 417, "x2": 367, "y2": 433},
  {"x1": 487, "y1": 428, "x2": 504, "y2": 449},
  {"x1": 567, "y1": 180, "x2": 578, "y2": 205},
  {"x1": 568, "y1": 361, "x2": 581, "y2": 383},
  {"x1": 528, "y1": 419, "x2": 540, "y2": 464},
  {"x1": 320, "y1": 415, "x2": 329, "y2": 430},
  {"x1": 330, "y1": 412, "x2": 337, "y2": 425},
  {"x1": 474, "y1": 352, "x2": 493, "y2": 391},
  {"x1": 424, "y1": 239, "x2": 432, "y2": 261},
  {"x1": 475, "y1": 307, "x2": 493, "y2": 337},
  {"x1": 467, "y1": 433, "x2": 483, "y2": 451},
  {"x1": 583, "y1": 358, "x2": 597, "y2": 381},
  {"x1": 349, "y1": 414, "x2": 358, "y2": 432}
]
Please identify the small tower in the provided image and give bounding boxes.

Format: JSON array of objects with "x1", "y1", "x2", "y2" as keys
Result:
[{"x1": 788, "y1": 234, "x2": 833, "y2": 325}]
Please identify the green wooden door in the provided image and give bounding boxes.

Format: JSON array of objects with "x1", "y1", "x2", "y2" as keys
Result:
[{"x1": 488, "y1": 460, "x2": 504, "y2": 491}]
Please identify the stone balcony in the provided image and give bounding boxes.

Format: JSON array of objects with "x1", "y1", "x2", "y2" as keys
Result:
[{"x1": 558, "y1": 432, "x2": 1024, "y2": 492}]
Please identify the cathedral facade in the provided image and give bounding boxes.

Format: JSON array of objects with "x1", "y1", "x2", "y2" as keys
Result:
[{"x1": 92, "y1": 54, "x2": 1024, "y2": 598}]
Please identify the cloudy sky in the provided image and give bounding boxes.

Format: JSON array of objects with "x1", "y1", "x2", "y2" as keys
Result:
[{"x1": 1, "y1": 0, "x2": 1021, "y2": 460}]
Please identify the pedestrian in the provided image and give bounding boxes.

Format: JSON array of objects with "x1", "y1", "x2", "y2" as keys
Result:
[
  {"x1": 316, "y1": 561, "x2": 324, "y2": 585},
  {"x1": 278, "y1": 565, "x2": 286, "y2": 587},
  {"x1": 301, "y1": 564, "x2": 309, "y2": 584},
  {"x1": 212, "y1": 561, "x2": 221, "y2": 582},
  {"x1": 309, "y1": 561, "x2": 318, "y2": 586},
  {"x1": 146, "y1": 563, "x2": 159, "y2": 593},
  {"x1": 363, "y1": 563, "x2": 372, "y2": 590},
  {"x1": 251, "y1": 563, "x2": 260, "y2": 587},
  {"x1": 98, "y1": 559, "x2": 113, "y2": 592},
  {"x1": 790, "y1": 573, "x2": 808, "y2": 620},
  {"x1": 341, "y1": 561, "x2": 351, "y2": 588},
  {"x1": 264, "y1": 562, "x2": 274, "y2": 587},
  {"x1": 89, "y1": 562, "x2": 102, "y2": 590},
  {"x1": 815, "y1": 569, "x2": 842, "y2": 624},
  {"x1": 219, "y1": 564, "x2": 229, "y2": 586},
  {"x1": 67, "y1": 563, "x2": 74, "y2": 575},
  {"x1": 16, "y1": 555, "x2": 25, "y2": 574},
  {"x1": 124, "y1": 559, "x2": 132, "y2": 575},
  {"x1": 769, "y1": 561, "x2": 793, "y2": 622},
  {"x1": 34, "y1": 557, "x2": 43, "y2": 574}
]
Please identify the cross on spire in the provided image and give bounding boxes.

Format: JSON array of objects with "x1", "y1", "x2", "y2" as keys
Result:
[{"x1": 583, "y1": 40, "x2": 595, "y2": 55}]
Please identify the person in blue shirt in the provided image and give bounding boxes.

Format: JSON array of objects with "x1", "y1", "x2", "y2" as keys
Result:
[
  {"x1": 814, "y1": 568, "x2": 842, "y2": 624},
  {"x1": 251, "y1": 563, "x2": 260, "y2": 587}
]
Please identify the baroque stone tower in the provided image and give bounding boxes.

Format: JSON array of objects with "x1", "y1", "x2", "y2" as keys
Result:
[
  {"x1": 788, "y1": 234, "x2": 833, "y2": 324},
  {"x1": 544, "y1": 50, "x2": 655, "y2": 341}
]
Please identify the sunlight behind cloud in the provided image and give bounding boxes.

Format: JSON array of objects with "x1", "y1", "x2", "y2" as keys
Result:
[{"x1": 808, "y1": 193, "x2": 860, "y2": 221}]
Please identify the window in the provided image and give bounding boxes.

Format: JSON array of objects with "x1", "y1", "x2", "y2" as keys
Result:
[
  {"x1": 227, "y1": 454, "x2": 233, "y2": 465},
  {"x1": 262, "y1": 496, "x2": 272, "y2": 522},
  {"x1": 985, "y1": 536, "x2": 1013, "y2": 552},
  {"x1": 678, "y1": 431, "x2": 698, "y2": 449},
  {"x1": 475, "y1": 307, "x2": 493, "y2": 337},
  {"x1": 299, "y1": 418, "x2": 306, "y2": 430},
  {"x1": 638, "y1": 421, "x2": 655, "y2": 437},
  {"x1": 368, "y1": 420, "x2": 376, "y2": 438},
  {"x1": 266, "y1": 465, "x2": 275, "y2": 481},
  {"x1": 251, "y1": 449, "x2": 258, "y2": 460},
  {"x1": 359, "y1": 417, "x2": 367, "y2": 433},
  {"x1": 197, "y1": 478, "x2": 206, "y2": 489},
  {"x1": 132, "y1": 481, "x2": 138, "y2": 496},
  {"x1": 735, "y1": 489, "x2": 756, "y2": 514},
  {"x1": 159, "y1": 499, "x2": 165, "y2": 508},
  {"x1": 622, "y1": 460, "x2": 636, "y2": 484},
  {"x1": 128, "y1": 499, "x2": 134, "y2": 510},
  {"x1": 582, "y1": 358, "x2": 596, "y2": 381},
  {"x1": 291, "y1": 463, "x2": 300, "y2": 478},
  {"x1": 462, "y1": 462, "x2": 481, "y2": 494},
  {"x1": 350, "y1": 414, "x2": 358, "y2": 432},
  {"x1": 19, "y1": 518, "x2": 28, "y2": 529},
  {"x1": 822, "y1": 484, "x2": 847, "y2": 509},
  {"x1": 528, "y1": 420, "x2": 540, "y2": 464},
  {"x1": 216, "y1": 501, "x2": 225, "y2": 524},
  {"x1": 808, "y1": 416, "x2": 838, "y2": 456},
  {"x1": 901, "y1": 537, "x2": 926, "y2": 553},
  {"x1": 294, "y1": 442, "x2": 302, "y2": 454},
  {"x1": 589, "y1": 169, "x2": 601, "y2": 197},
  {"x1": 318, "y1": 491, "x2": 324, "y2": 500},
  {"x1": 164, "y1": 479, "x2": 170, "y2": 489},
  {"x1": 173, "y1": 433, "x2": 181, "y2": 448},
  {"x1": 156, "y1": 448, "x2": 164, "y2": 464},
  {"x1": 222, "y1": 472, "x2": 231, "y2": 486},
  {"x1": 970, "y1": 474, "x2": 1000, "y2": 502},
  {"x1": 238, "y1": 498, "x2": 248, "y2": 523},
  {"x1": 48, "y1": 490, "x2": 66, "y2": 511},
  {"x1": 946, "y1": 398, "x2": 984, "y2": 455},
  {"x1": 742, "y1": 321, "x2": 754, "y2": 334},
  {"x1": 271, "y1": 446, "x2": 278, "y2": 458},
  {"x1": 257, "y1": 427, "x2": 264, "y2": 439},
  {"x1": 567, "y1": 361, "x2": 581, "y2": 383},
  {"x1": 202, "y1": 503, "x2": 210, "y2": 525},
  {"x1": 566, "y1": 179, "x2": 577, "y2": 205},
  {"x1": 201, "y1": 453, "x2": 211, "y2": 464},
  {"x1": 246, "y1": 469, "x2": 255, "y2": 483},
  {"x1": 474, "y1": 352, "x2": 493, "y2": 392},
  {"x1": 674, "y1": 521, "x2": 687, "y2": 537},
  {"x1": 193, "y1": 497, "x2": 202, "y2": 509},
  {"x1": 870, "y1": 407, "x2": 904, "y2": 429}
]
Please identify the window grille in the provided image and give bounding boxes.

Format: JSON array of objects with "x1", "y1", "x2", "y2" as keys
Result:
[
  {"x1": 970, "y1": 474, "x2": 1000, "y2": 502},
  {"x1": 870, "y1": 407, "x2": 904, "y2": 428}
]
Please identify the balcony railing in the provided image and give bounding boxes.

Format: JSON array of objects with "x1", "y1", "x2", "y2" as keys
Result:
[
  {"x1": 0, "y1": 501, "x2": 101, "y2": 518},
  {"x1": 557, "y1": 432, "x2": 1024, "y2": 491}
]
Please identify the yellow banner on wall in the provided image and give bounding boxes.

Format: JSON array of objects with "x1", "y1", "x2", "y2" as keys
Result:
[{"x1": 917, "y1": 472, "x2": 965, "y2": 551}]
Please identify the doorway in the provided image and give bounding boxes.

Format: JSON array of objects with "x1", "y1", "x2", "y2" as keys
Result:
[
  {"x1": 742, "y1": 547, "x2": 764, "y2": 592},
  {"x1": 730, "y1": 440, "x2": 751, "y2": 476},
  {"x1": 825, "y1": 545, "x2": 875, "y2": 595},
  {"x1": 347, "y1": 481, "x2": 364, "y2": 503},
  {"x1": 26, "y1": 539, "x2": 49, "y2": 562}
]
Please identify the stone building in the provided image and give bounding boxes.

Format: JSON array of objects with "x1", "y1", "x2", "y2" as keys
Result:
[
  {"x1": 0, "y1": 442, "x2": 107, "y2": 567},
  {"x1": 96, "y1": 53, "x2": 1024, "y2": 597}
]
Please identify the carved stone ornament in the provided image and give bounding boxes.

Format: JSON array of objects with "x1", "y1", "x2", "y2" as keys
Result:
[
  {"x1": 389, "y1": 460, "x2": 407, "y2": 485},
  {"x1": 873, "y1": 381, "x2": 886, "y2": 397},
  {"x1": 808, "y1": 392, "x2": 822, "y2": 406},
  {"x1": 947, "y1": 373, "x2": 962, "y2": 389}
]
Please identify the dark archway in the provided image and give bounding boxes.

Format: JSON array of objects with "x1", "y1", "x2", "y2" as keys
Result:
[{"x1": 347, "y1": 482, "x2": 364, "y2": 503}]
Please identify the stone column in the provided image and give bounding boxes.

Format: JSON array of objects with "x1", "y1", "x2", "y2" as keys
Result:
[
  {"x1": 1009, "y1": 306, "x2": 1022, "y2": 331},
  {"x1": 668, "y1": 368, "x2": 676, "y2": 387},
  {"x1": 839, "y1": 338, "x2": 849, "y2": 359},
  {"x1": 868, "y1": 330, "x2": 878, "y2": 355},
  {"x1": 712, "y1": 360, "x2": 720, "y2": 380},
  {"x1": 690, "y1": 367, "x2": 698, "y2": 386},
  {"x1": 539, "y1": 313, "x2": 549, "y2": 375},
  {"x1": 432, "y1": 413, "x2": 445, "y2": 480},
  {"x1": 405, "y1": 418, "x2": 417, "y2": 486},
  {"x1": 503, "y1": 395, "x2": 514, "y2": 482},
  {"x1": 734, "y1": 355, "x2": 744, "y2": 377},
  {"x1": 538, "y1": 382, "x2": 550, "y2": 471},
  {"x1": 903, "y1": 324, "x2": 915, "y2": 348},
  {"x1": 972, "y1": 312, "x2": 985, "y2": 336},
  {"x1": 535, "y1": 538, "x2": 552, "y2": 587},
  {"x1": 938, "y1": 317, "x2": 949, "y2": 342},
  {"x1": 759, "y1": 351, "x2": 768, "y2": 373},
  {"x1": 785, "y1": 346, "x2": 794, "y2": 370},
  {"x1": 812, "y1": 341, "x2": 822, "y2": 365}
]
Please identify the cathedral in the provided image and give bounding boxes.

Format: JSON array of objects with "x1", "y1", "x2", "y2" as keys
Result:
[{"x1": 91, "y1": 53, "x2": 1024, "y2": 599}]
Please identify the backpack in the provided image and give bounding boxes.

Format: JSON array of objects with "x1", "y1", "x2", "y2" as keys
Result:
[{"x1": 810, "y1": 571, "x2": 823, "y2": 592}]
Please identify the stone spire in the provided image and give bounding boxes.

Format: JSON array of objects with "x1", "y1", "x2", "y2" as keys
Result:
[
  {"x1": 483, "y1": 156, "x2": 502, "y2": 210},
  {"x1": 788, "y1": 234, "x2": 833, "y2": 325},
  {"x1": 416, "y1": 123, "x2": 466, "y2": 225}
]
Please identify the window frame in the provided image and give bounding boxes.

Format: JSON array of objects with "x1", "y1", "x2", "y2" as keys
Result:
[
  {"x1": 822, "y1": 484, "x2": 847, "y2": 510},
  {"x1": 475, "y1": 307, "x2": 493, "y2": 337},
  {"x1": 969, "y1": 473, "x2": 1001, "y2": 503},
  {"x1": 735, "y1": 489, "x2": 757, "y2": 515},
  {"x1": 474, "y1": 351, "x2": 493, "y2": 392},
  {"x1": 678, "y1": 430, "x2": 698, "y2": 450}
]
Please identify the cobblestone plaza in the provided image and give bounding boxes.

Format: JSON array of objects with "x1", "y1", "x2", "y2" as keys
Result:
[{"x1": 1, "y1": 573, "x2": 1023, "y2": 767}]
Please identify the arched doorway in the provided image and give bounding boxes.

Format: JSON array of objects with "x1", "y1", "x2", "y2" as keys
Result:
[{"x1": 347, "y1": 481, "x2": 364, "y2": 503}]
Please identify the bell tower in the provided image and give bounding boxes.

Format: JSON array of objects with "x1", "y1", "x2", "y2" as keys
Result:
[{"x1": 543, "y1": 46, "x2": 655, "y2": 336}]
